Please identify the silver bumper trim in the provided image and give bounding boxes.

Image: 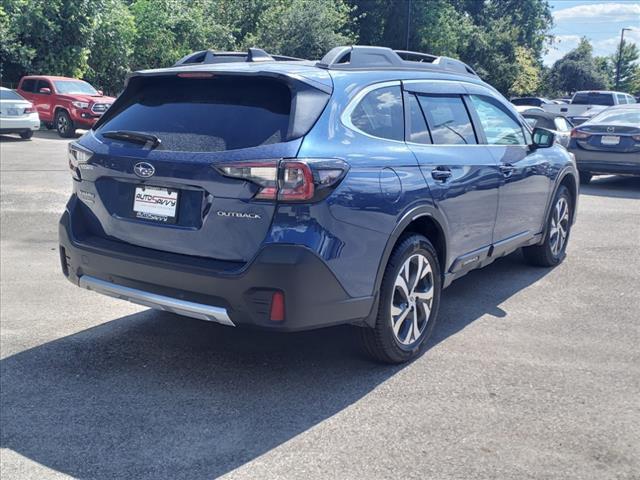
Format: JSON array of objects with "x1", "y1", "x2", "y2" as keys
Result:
[{"x1": 78, "y1": 275, "x2": 235, "y2": 326}]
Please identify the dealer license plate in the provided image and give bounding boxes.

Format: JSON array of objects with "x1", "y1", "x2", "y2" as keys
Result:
[
  {"x1": 133, "y1": 186, "x2": 178, "y2": 223},
  {"x1": 601, "y1": 135, "x2": 620, "y2": 146}
]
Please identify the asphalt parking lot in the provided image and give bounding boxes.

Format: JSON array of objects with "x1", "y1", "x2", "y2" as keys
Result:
[{"x1": 1, "y1": 130, "x2": 639, "y2": 480}]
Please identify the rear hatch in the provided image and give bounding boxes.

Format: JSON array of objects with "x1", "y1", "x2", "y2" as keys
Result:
[{"x1": 73, "y1": 68, "x2": 332, "y2": 262}]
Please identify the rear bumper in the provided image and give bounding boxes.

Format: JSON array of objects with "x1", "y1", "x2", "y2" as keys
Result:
[
  {"x1": 59, "y1": 208, "x2": 373, "y2": 331},
  {"x1": 571, "y1": 148, "x2": 640, "y2": 175},
  {"x1": 0, "y1": 114, "x2": 40, "y2": 132}
]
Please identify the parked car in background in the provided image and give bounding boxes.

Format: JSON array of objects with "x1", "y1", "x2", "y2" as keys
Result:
[
  {"x1": 59, "y1": 46, "x2": 579, "y2": 363},
  {"x1": 511, "y1": 97, "x2": 554, "y2": 107},
  {"x1": 520, "y1": 110, "x2": 574, "y2": 147},
  {"x1": 0, "y1": 87, "x2": 40, "y2": 140},
  {"x1": 17, "y1": 76, "x2": 115, "y2": 138},
  {"x1": 543, "y1": 90, "x2": 636, "y2": 125},
  {"x1": 568, "y1": 104, "x2": 640, "y2": 183}
]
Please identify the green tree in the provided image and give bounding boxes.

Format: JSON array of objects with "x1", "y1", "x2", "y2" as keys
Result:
[
  {"x1": 85, "y1": 0, "x2": 136, "y2": 95},
  {"x1": 510, "y1": 46, "x2": 542, "y2": 95},
  {"x1": 0, "y1": 3, "x2": 35, "y2": 85},
  {"x1": 612, "y1": 40, "x2": 640, "y2": 94},
  {"x1": 548, "y1": 38, "x2": 608, "y2": 94},
  {"x1": 130, "y1": 0, "x2": 235, "y2": 70},
  {"x1": 2, "y1": 0, "x2": 99, "y2": 79},
  {"x1": 246, "y1": 0, "x2": 355, "y2": 59}
]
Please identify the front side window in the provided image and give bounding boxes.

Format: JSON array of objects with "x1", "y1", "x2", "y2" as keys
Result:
[
  {"x1": 350, "y1": 85, "x2": 404, "y2": 141},
  {"x1": 417, "y1": 95, "x2": 476, "y2": 145},
  {"x1": 469, "y1": 95, "x2": 526, "y2": 145},
  {"x1": 35, "y1": 80, "x2": 52, "y2": 93}
]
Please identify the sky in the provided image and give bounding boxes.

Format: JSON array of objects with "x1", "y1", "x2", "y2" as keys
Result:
[{"x1": 544, "y1": 0, "x2": 640, "y2": 65}]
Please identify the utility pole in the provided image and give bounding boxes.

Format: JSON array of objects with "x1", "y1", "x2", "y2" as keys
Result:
[
  {"x1": 615, "y1": 28, "x2": 633, "y2": 90},
  {"x1": 405, "y1": 0, "x2": 412, "y2": 50}
]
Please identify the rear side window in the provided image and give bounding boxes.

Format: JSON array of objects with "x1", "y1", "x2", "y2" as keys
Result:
[
  {"x1": 0, "y1": 89, "x2": 23, "y2": 100},
  {"x1": 417, "y1": 95, "x2": 476, "y2": 145},
  {"x1": 350, "y1": 85, "x2": 404, "y2": 141},
  {"x1": 97, "y1": 76, "x2": 292, "y2": 152},
  {"x1": 20, "y1": 79, "x2": 36, "y2": 92},
  {"x1": 469, "y1": 95, "x2": 525, "y2": 145},
  {"x1": 572, "y1": 92, "x2": 615, "y2": 106}
]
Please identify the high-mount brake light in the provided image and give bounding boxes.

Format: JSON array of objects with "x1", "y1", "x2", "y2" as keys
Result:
[
  {"x1": 177, "y1": 72, "x2": 215, "y2": 79},
  {"x1": 215, "y1": 159, "x2": 348, "y2": 203},
  {"x1": 570, "y1": 129, "x2": 590, "y2": 139}
]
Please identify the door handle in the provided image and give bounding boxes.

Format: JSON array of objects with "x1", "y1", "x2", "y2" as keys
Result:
[
  {"x1": 499, "y1": 164, "x2": 516, "y2": 177},
  {"x1": 431, "y1": 167, "x2": 452, "y2": 181}
]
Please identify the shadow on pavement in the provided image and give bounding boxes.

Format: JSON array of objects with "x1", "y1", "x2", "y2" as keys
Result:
[
  {"x1": 579, "y1": 175, "x2": 640, "y2": 200},
  {"x1": 1, "y1": 251, "x2": 550, "y2": 479},
  {"x1": 0, "y1": 129, "x2": 83, "y2": 143}
]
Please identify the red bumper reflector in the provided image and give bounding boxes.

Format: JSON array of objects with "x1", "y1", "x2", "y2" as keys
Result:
[{"x1": 269, "y1": 291, "x2": 285, "y2": 322}]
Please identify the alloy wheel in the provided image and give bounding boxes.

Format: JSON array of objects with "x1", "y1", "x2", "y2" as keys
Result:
[
  {"x1": 390, "y1": 253, "x2": 434, "y2": 345},
  {"x1": 549, "y1": 196, "x2": 569, "y2": 257},
  {"x1": 57, "y1": 115, "x2": 68, "y2": 134}
]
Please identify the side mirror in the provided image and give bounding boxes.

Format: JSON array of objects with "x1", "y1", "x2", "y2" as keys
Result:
[
  {"x1": 532, "y1": 127, "x2": 555, "y2": 149},
  {"x1": 97, "y1": 90, "x2": 103, "y2": 96},
  {"x1": 39, "y1": 87, "x2": 51, "y2": 95}
]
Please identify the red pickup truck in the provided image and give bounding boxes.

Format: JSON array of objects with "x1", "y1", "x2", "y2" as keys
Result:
[{"x1": 17, "y1": 76, "x2": 115, "y2": 138}]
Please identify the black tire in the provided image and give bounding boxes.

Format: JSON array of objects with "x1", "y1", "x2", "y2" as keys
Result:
[
  {"x1": 55, "y1": 110, "x2": 75, "y2": 138},
  {"x1": 523, "y1": 185, "x2": 573, "y2": 267},
  {"x1": 44, "y1": 122, "x2": 54, "y2": 130},
  {"x1": 359, "y1": 234, "x2": 442, "y2": 364},
  {"x1": 19, "y1": 130, "x2": 33, "y2": 140},
  {"x1": 579, "y1": 171, "x2": 592, "y2": 184}
]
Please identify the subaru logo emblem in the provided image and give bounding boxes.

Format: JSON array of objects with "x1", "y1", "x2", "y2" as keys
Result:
[{"x1": 134, "y1": 162, "x2": 155, "y2": 178}]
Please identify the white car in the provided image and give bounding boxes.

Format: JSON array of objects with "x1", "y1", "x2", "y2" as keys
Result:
[{"x1": 0, "y1": 87, "x2": 40, "y2": 139}]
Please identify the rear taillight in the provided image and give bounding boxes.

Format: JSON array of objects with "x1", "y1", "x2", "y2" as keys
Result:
[
  {"x1": 68, "y1": 143, "x2": 94, "y2": 181},
  {"x1": 23, "y1": 105, "x2": 36, "y2": 114},
  {"x1": 216, "y1": 159, "x2": 347, "y2": 202},
  {"x1": 570, "y1": 129, "x2": 590, "y2": 139}
]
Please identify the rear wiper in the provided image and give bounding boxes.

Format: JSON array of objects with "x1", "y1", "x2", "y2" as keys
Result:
[{"x1": 102, "y1": 130, "x2": 161, "y2": 149}]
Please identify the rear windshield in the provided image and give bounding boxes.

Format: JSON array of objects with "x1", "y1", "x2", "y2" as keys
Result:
[
  {"x1": 512, "y1": 98, "x2": 541, "y2": 106},
  {"x1": 0, "y1": 89, "x2": 24, "y2": 100},
  {"x1": 572, "y1": 93, "x2": 614, "y2": 106},
  {"x1": 588, "y1": 109, "x2": 640, "y2": 126},
  {"x1": 97, "y1": 76, "x2": 292, "y2": 152}
]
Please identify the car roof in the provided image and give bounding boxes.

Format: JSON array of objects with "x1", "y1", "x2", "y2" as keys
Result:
[
  {"x1": 573, "y1": 90, "x2": 631, "y2": 95},
  {"x1": 21, "y1": 75, "x2": 85, "y2": 81},
  {"x1": 132, "y1": 46, "x2": 488, "y2": 94},
  {"x1": 607, "y1": 103, "x2": 640, "y2": 109},
  {"x1": 521, "y1": 110, "x2": 564, "y2": 120}
]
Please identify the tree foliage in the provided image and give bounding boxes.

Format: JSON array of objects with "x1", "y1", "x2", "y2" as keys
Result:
[{"x1": 1, "y1": 0, "x2": 559, "y2": 95}]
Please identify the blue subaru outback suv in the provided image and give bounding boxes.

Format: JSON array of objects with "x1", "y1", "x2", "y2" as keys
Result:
[{"x1": 59, "y1": 46, "x2": 579, "y2": 363}]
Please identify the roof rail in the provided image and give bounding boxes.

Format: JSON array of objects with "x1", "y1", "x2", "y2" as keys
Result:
[
  {"x1": 317, "y1": 46, "x2": 478, "y2": 77},
  {"x1": 174, "y1": 48, "x2": 305, "y2": 66}
]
